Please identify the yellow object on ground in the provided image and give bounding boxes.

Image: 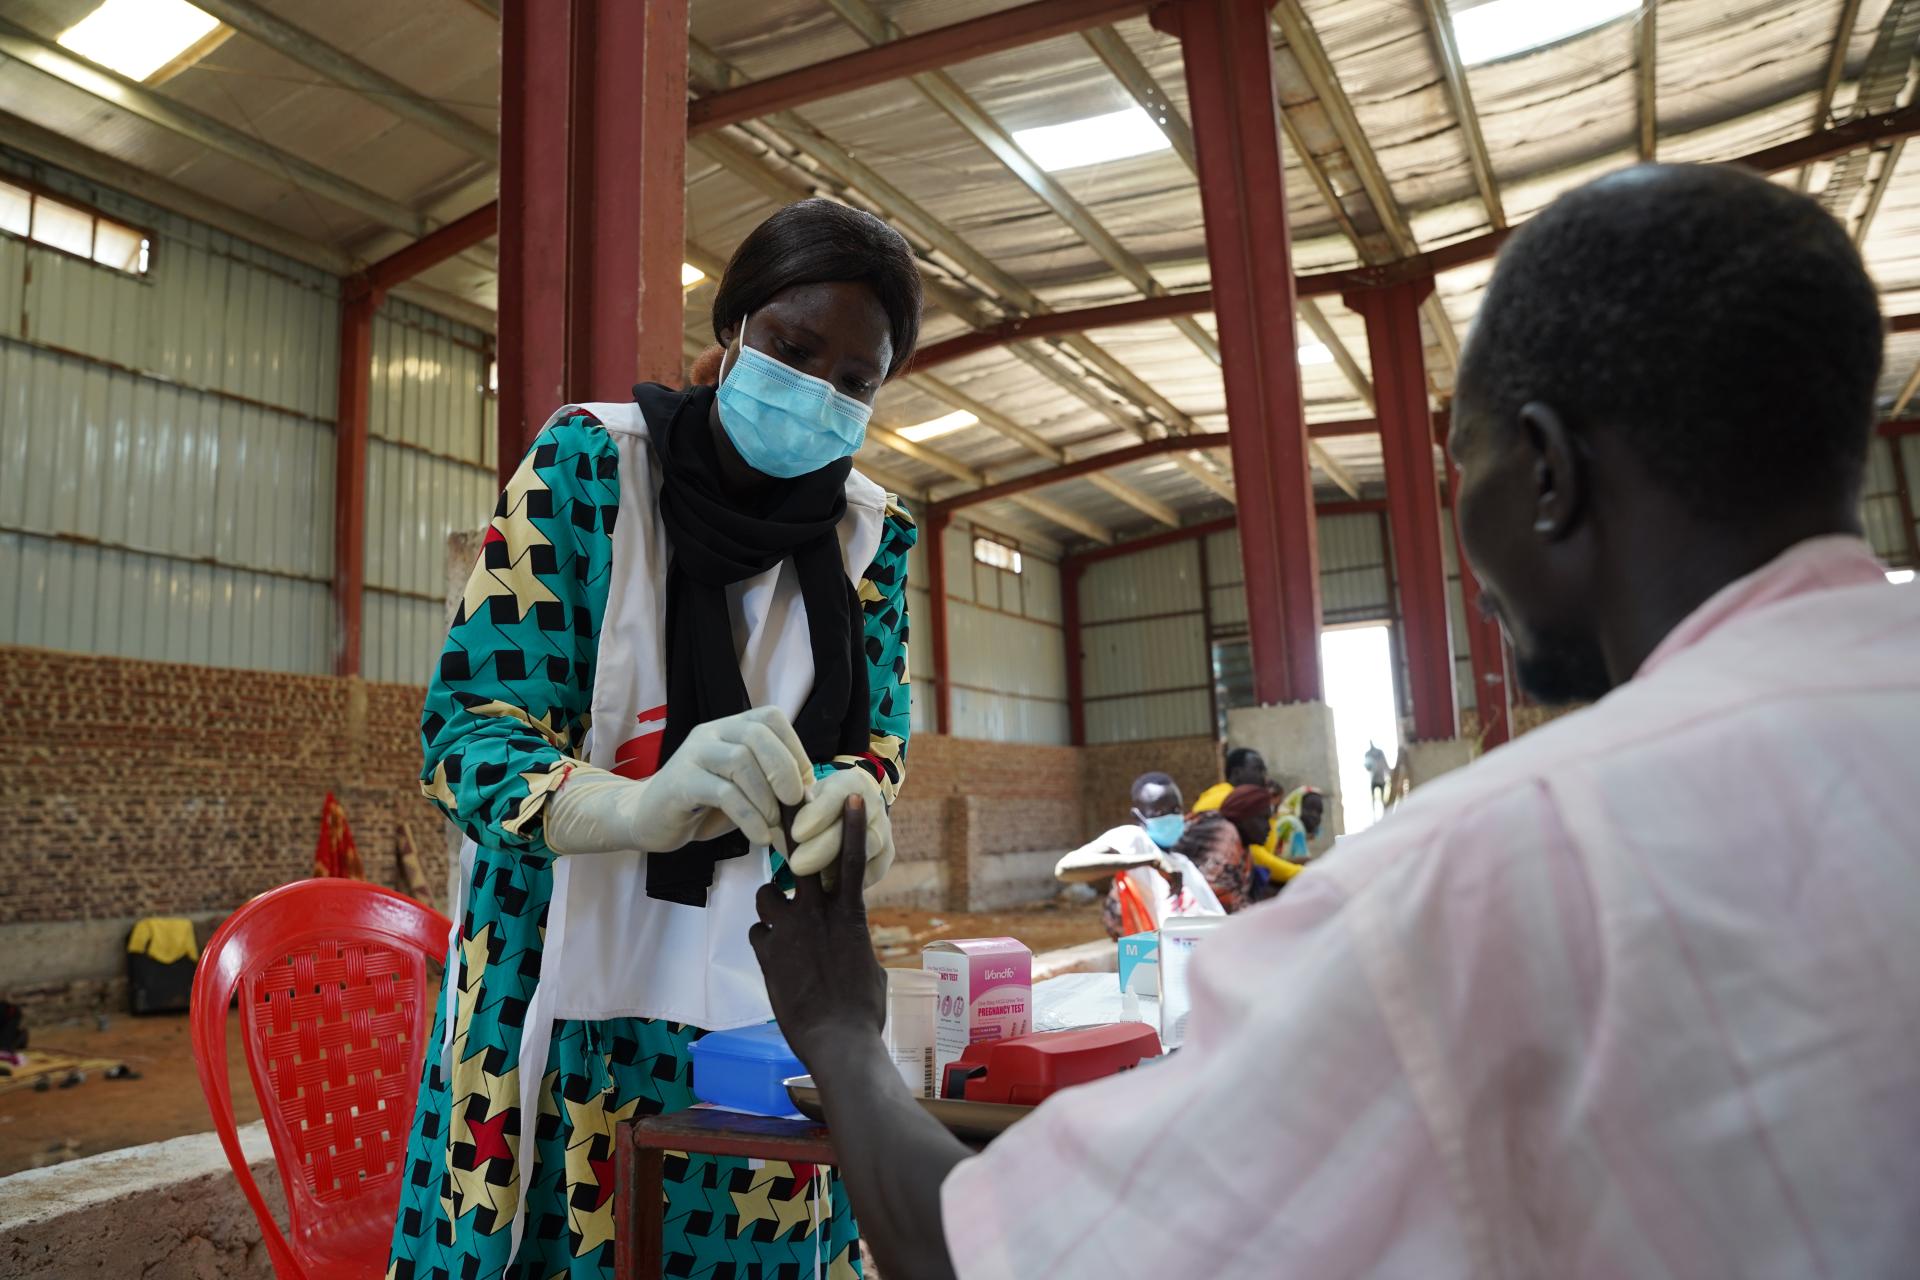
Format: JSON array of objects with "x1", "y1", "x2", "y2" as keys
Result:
[{"x1": 126, "y1": 917, "x2": 197, "y2": 965}]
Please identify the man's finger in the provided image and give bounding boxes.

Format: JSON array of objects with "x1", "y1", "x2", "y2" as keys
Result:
[
  {"x1": 754, "y1": 880, "x2": 787, "y2": 926},
  {"x1": 838, "y1": 796, "x2": 867, "y2": 914}
]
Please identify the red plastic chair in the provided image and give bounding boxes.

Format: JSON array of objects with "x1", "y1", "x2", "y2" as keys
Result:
[{"x1": 192, "y1": 880, "x2": 452, "y2": 1279}]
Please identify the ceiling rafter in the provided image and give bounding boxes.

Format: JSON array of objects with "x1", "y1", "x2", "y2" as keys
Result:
[
  {"x1": 0, "y1": 106, "x2": 490, "y2": 326},
  {"x1": 1799, "y1": 0, "x2": 1868, "y2": 191},
  {"x1": 1416, "y1": 0, "x2": 1506, "y2": 230},
  {"x1": 1269, "y1": 1, "x2": 1461, "y2": 373},
  {"x1": 1854, "y1": 139, "x2": 1906, "y2": 246},
  {"x1": 0, "y1": 16, "x2": 425, "y2": 235},
  {"x1": 1085, "y1": 24, "x2": 1358, "y2": 496},
  {"x1": 820, "y1": 0, "x2": 1223, "y2": 372},
  {"x1": 1819, "y1": 0, "x2": 1920, "y2": 231},
  {"x1": 689, "y1": 37, "x2": 1207, "y2": 536},
  {"x1": 188, "y1": 0, "x2": 496, "y2": 160},
  {"x1": 1637, "y1": 0, "x2": 1658, "y2": 161}
]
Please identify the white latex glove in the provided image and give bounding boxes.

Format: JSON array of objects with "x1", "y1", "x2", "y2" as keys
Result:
[
  {"x1": 544, "y1": 706, "x2": 810, "y2": 855},
  {"x1": 788, "y1": 766, "x2": 893, "y2": 888}
]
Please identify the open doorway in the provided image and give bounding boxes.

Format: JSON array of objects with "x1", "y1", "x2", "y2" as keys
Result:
[{"x1": 1320, "y1": 623, "x2": 1401, "y2": 836}]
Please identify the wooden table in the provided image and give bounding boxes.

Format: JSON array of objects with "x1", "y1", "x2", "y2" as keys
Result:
[{"x1": 613, "y1": 1107, "x2": 839, "y2": 1280}]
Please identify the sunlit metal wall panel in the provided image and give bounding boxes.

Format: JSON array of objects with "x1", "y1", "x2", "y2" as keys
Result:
[
  {"x1": 1079, "y1": 540, "x2": 1209, "y2": 742},
  {"x1": 362, "y1": 299, "x2": 496, "y2": 686},
  {"x1": 1079, "y1": 541, "x2": 1201, "y2": 623},
  {"x1": 2, "y1": 150, "x2": 340, "y2": 422},
  {"x1": 1318, "y1": 513, "x2": 1391, "y2": 624},
  {"x1": 1862, "y1": 436, "x2": 1912, "y2": 566},
  {"x1": 1439, "y1": 526, "x2": 1475, "y2": 718},
  {"x1": 1904, "y1": 436, "x2": 1920, "y2": 566},
  {"x1": 904, "y1": 527, "x2": 936, "y2": 733},
  {"x1": 0, "y1": 176, "x2": 338, "y2": 672},
  {"x1": 941, "y1": 517, "x2": 1068, "y2": 744}
]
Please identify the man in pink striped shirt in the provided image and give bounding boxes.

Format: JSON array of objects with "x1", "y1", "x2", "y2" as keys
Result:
[{"x1": 751, "y1": 164, "x2": 1920, "y2": 1278}]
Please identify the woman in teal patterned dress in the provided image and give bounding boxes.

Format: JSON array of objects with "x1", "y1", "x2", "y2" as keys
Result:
[{"x1": 388, "y1": 200, "x2": 922, "y2": 1280}]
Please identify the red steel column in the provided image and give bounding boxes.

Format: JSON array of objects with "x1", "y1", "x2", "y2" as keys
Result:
[
  {"x1": 926, "y1": 509, "x2": 953, "y2": 735},
  {"x1": 1158, "y1": 0, "x2": 1323, "y2": 704},
  {"x1": 1349, "y1": 278, "x2": 1456, "y2": 740},
  {"x1": 1441, "y1": 421, "x2": 1511, "y2": 749},
  {"x1": 1062, "y1": 558, "x2": 1087, "y2": 745},
  {"x1": 497, "y1": 0, "x2": 688, "y2": 483},
  {"x1": 332, "y1": 283, "x2": 377, "y2": 677}
]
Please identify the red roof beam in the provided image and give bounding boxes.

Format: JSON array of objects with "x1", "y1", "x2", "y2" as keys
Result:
[{"x1": 687, "y1": 0, "x2": 1151, "y2": 135}]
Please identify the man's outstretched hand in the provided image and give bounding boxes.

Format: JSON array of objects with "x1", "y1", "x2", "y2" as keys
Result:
[
  {"x1": 750, "y1": 796, "x2": 889, "y2": 1071},
  {"x1": 749, "y1": 796, "x2": 968, "y2": 1280}
]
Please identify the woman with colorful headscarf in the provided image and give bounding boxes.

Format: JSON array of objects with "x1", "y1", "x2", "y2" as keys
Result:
[
  {"x1": 389, "y1": 199, "x2": 921, "y2": 1280},
  {"x1": 1249, "y1": 785, "x2": 1326, "y2": 899}
]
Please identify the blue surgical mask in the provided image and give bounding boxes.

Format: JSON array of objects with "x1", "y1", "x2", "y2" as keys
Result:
[
  {"x1": 716, "y1": 323, "x2": 872, "y2": 478},
  {"x1": 1139, "y1": 813, "x2": 1185, "y2": 850}
]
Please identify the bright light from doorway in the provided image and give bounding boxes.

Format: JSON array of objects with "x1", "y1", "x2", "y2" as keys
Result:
[
  {"x1": 1013, "y1": 106, "x2": 1170, "y2": 173},
  {"x1": 1321, "y1": 624, "x2": 1401, "y2": 836},
  {"x1": 1298, "y1": 342, "x2": 1335, "y2": 366},
  {"x1": 680, "y1": 262, "x2": 706, "y2": 288},
  {"x1": 59, "y1": 0, "x2": 220, "y2": 81},
  {"x1": 1889, "y1": 569, "x2": 1916, "y2": 585},
  {"x1": 1452, "y1": 0, "x2": 1638, "y2": 65},
  {"x1": 898, "y1": 409, "x2": 977, "y2": 443}
]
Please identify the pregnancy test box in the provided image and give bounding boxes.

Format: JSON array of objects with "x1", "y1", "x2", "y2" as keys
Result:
[{"x1": 923, "y1": 938, "x2": 1032, "y2": 1078}]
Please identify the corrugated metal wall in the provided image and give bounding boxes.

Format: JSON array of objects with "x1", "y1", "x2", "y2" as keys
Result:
[
  {"x1": 1080, "y1": 539, "x2": 1210, "y2": 743},
  {"x1": 1077, "y1": 511, "x2": 1473, "y2": 745},
  {"x1": 362, "y1": 298, "x2": 497, "y2": 686},
  {"x1": 1862, "y1": 434, "x2": 1918, "y2": 568},
  {"x1": 939, "y1": 516, "x2": 1070, "y2": 744},
  {"x1": 0, "y1": 155, "x2": 339, "y2": 672}
]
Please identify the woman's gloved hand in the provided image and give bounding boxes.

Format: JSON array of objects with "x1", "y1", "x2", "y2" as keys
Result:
[
  {"x1": 788, "y1": 766, "x2": 894, "y2": 888},
  {"x1": 545, "y1": 706, "x2": 811, "y2": 855}
]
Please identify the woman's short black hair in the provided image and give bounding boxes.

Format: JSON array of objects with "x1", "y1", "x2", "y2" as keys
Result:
[{"x1": 712, "y1": 198, "x2": 924, "y2": 379}]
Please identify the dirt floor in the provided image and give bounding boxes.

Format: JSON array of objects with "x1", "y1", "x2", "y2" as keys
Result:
[
  {"x1": 0, "y1": 900, "x2": 1107, "y2": 1178},
  {"x1": 865, "y1": 897, "x2": 1109, "y2": 962},
  {"x1": 0, "y1": 1009, "x2": 259, "y2": 1176}
]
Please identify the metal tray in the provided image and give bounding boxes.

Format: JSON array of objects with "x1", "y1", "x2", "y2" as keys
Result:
[{"x1": 784, "y1": 1075, "x2": 1033, "y2": 1144}]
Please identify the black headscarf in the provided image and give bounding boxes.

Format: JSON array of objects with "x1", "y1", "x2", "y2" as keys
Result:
[{"x1": 635, "y1": 382, "x2": 870, "y2": 907}]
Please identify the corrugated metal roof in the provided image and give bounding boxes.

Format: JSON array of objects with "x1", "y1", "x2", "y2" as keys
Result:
[{"x1": 0, "y1": 0, "x2": 1913, "y2": 550}]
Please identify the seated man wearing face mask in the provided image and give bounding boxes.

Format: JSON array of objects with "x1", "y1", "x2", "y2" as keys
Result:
[{"x1": 1093, "y1": 773, "x2": 1253, "y2": 936}]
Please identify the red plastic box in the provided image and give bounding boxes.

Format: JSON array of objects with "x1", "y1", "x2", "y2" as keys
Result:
[{"x1": 940, "y1": 1022, "x2": 1163, "y2": 1104}]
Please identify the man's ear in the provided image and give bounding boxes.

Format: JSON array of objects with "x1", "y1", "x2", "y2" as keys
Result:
[{"x1": 1518, "y1": 400, "x2": 1586, "y2": 541}]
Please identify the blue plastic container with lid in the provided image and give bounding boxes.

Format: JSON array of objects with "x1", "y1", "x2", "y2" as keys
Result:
[{"x1": 689, "y1": 1022, "x2": 807, "y2": 1116}]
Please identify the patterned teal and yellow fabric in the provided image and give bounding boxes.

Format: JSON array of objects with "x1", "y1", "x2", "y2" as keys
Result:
[{"x1": 389, "y1": 409, "x2": 914, "y2": 1280}]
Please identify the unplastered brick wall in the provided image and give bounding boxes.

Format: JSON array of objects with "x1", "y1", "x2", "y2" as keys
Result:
[
  {"x1": 0, "y1": 646, "x2": 445, "y2": 930},
  {"x1": 886, "y1": 734, "x2": 1088, "y2": 910},
  {"x1": 1078, "y1": 736, "x2": 1223, "y2": 841}
]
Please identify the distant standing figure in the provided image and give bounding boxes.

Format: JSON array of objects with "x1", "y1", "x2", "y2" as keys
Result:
[{"x1": 1364, "y1": 742, "x2": 1391, "y2": 814}]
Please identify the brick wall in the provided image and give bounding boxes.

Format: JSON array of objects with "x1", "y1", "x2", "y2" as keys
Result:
[
  {"x1": 1078, "y1": 736, "x2": 1222, "y2": 840},
  {"x1": 0, "y1": 645, "x2": 1222, "y2": 989},
  {"x1": 0, "y1": 646, "x2": 443, "y2": 928}
]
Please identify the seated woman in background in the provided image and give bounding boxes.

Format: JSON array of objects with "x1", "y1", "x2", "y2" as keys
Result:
[{"x1": 1249, "y1": 784, "x2": 1325, "y2": 899}]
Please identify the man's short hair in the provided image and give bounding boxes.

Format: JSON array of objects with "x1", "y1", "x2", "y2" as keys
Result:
[
  {"x1": 1131, "y1": 771, "x2": 1176, "y2": 796},
  {"x1": 1457, "y1": 164, "x2": 1883, "y2": 522},
  {"x1": 1224, "y1": 747, "x2": 1262, "y2": 775}
]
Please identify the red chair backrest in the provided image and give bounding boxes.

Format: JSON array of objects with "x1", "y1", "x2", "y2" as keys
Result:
[{"x1": 191, "y1": 880, "x2": 451, "y2": 1280}]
